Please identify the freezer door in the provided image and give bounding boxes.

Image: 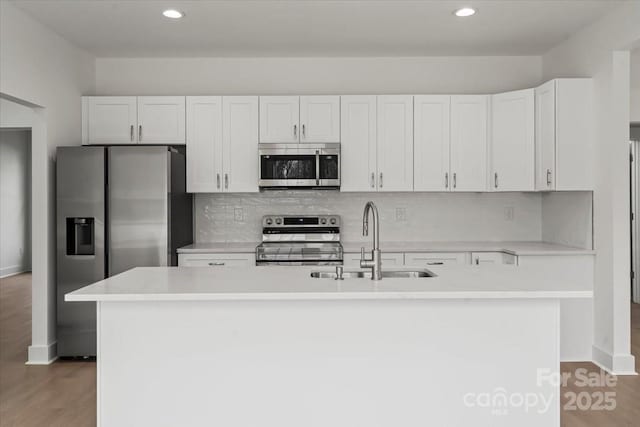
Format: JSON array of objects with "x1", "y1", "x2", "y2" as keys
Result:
[
  {"x1": 108, "y1": 146, "x2": 169, "y2": 276},
  {"x1": 56, "y1": 146, "x2": 105, "y2": 357}
]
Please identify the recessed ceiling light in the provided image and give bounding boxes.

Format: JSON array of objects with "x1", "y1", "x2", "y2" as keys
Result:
[
  {"x1": 454, "y1": 7, "x2": 476, "y2": 17},
  {"x1": 162, "y1": 9, "x2": 184, "y2": 19}
]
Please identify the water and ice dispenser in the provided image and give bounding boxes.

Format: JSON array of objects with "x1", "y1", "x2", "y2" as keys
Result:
[{"x1": 66, "y1": 217, "x2": 95, "y2": 256}]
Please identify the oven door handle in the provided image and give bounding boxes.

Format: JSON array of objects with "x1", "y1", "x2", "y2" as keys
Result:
[{"x1": 315, "y1": 150, "x2": 320, "y2": 186}]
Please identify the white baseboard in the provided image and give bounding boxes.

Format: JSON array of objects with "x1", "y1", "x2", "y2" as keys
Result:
[
  {"x1": 26, "y1": 342, "x2": 58, "y2": 365},
  {"x1": 592, "y1": 345, "x2": 637, "y2": 376},
  {"x1": 0, "y1": 265, "x2": 30, "y2": 279}
]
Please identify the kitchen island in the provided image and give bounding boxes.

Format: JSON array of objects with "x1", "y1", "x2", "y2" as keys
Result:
[{"x1": 67, "y1": 265, "x2": 592, "y2": 427}]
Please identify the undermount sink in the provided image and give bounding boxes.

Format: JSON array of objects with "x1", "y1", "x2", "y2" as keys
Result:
[{"x1": 310, "y1": 269, "x2": 436, "y2": 279}]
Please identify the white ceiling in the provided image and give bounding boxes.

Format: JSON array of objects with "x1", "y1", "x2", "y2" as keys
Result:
[{"x1": 11, "y1": 0, "x2": 625, "y2": 57}]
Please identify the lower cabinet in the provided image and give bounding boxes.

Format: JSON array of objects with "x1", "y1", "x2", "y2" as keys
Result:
[
  {"x1": 178, "y1": 253, "x2": 255, "y2": 267},
  {"x1": 343, "y1": 252, "x2": 404, "y2": 268},
  {"x1": 404, "y1": 252, "x2": 469, "y2": 266},
  {"x1": 471, "y1": 252, "x2": 517, "y2": 265}
]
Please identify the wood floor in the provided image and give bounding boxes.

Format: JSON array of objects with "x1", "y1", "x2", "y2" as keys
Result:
[{"x1": 0, "y1": 272, "x2": 638, "y2": 426}]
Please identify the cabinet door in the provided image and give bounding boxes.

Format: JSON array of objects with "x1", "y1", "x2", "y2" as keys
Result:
[
  {"x1": 299, "y1": 96, "x2": 340, "y2": 143},
  {"x1": 223, "y1": 96, "x2": 259, "y2": 193},
  {"x1": 186, "y1": 97, "x2": 223, "y2": 193},
  {"x1": 84, "y1": 96, "x2": 137, "y2": 145},
  {"x1": 377, "y1": 95, "x2": 414, "y2": 192},
  {"x1": 137, "y1": 96, "x2": 186, "y2": 145},
  {"x1": 340, "y1": 96, "x2": 377, "y2": 192},
  {"x1": 491, "y1": 89, "x2": 535, "y2": 191},
  {"x1": 471, "y1": 252, "x2": 517, "y2": 265},
  {"x1": 414, "y1": 95, "x2": 451, "y2": 191},
  {"x1": 535, "y1": 80, "x2": 556, "y2": 190},
  {"x1": 259, "y1": 96, "x2": 300, "y2": 143},
  {"x1": 405, "y1": 252, "x2": 468, "y2": 266},
  {"x1": 343, "y1": 252, "x2": 404, "y2": 268},
  {"x1": 450, "y1": 95, "x2": 488, "y2": 192},
  {"x1": 178, "y1": 253, "x2": 254, "y2": 267}
]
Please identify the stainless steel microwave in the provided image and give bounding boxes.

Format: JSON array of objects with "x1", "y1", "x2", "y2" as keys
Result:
[{"x1": 258, "y1": 143, "x2": 340, "y2": 189}]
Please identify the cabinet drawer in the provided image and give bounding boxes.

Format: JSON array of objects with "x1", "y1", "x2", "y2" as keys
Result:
[
  {"x1": 178, "y1": 253, "x2": 254, "y2": 267},
  {"x1": 343, "y1": 252, "x2": 404, "y2": 268},
  {"x1": 471, "y1": 252, "x2": 517, "y2": 265},
  {"x1": 404, "y1": 252, "x2": 469, "y2": 266}
]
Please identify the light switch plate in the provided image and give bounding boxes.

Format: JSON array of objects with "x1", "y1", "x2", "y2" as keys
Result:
[
  {"x1": 504, "y1": 207, "x2": 515, "y2": 221},
  {"x1": 395, "y1": 207, "x2": 407, "y2": 222}
]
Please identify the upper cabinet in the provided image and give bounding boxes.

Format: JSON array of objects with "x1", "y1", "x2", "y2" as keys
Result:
[
  {"x1": 340, "y1": 95, "x2": 377, "y2": 192},
  {"x1": 377, "y1": 95, "x2": 414, "y2": 192},
  {"x1": 186, "y1": 96, "x2": 259, "y2": 193},
  {"x1": 259, "y1": 96, "x2": 340, "y2": 143},
  {"x1": 450, "y1": 95, "x2": 488, "y2": 192},
  {"x1": 535, "y1": 79, "x2": 594, "y2": 191},
  {"x1": 82, "y1": 96, "x2": 185, "y2": 145},
  {"x1": 414, "y1": 95, "x2": 451, "y2": 191},
  {"x1": 490, "y1": 89, "x2": 535, "y2": 191}
]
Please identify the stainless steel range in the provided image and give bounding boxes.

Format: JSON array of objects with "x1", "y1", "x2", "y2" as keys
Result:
[{"x1": 255, "y1": 215, "x2": 343, "y2": 266}]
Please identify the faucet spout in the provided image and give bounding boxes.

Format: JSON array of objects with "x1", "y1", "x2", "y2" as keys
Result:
[{"x1": 360, "y1": 201, "x2": 382, "y2": 280}]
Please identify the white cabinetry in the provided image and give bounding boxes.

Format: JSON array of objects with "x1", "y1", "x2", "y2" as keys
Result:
[
  {"x1": 377, "y1": 96, "x2": 414, "y2": 191},
  {"x1": 343, "y1": 252, "x2": 404, "y2": 268},
  {"x1": 450, "y1": 95, "x2": 488, "y2": 192},
  {"x1": 186, "y1": 96, "x2": 258, "y2": 193},
  {"x1": 414, "y1": 96, "x2": 451, "y2": 191},
  {"x1": 490, "y1": 89, "x2": 535, "y2": 191},
  {"x1": 340, "y1": 96, "x2": 377, "y2": 191},
  {"x1": 404, "y1": 252, "x2": 469, "y2": 266},
  {"x1": 83, "y1": 96, "x2": 185, "y2": 145},
  {"x1": 178, "y1": 253, "x2": 255, "y2": 267},
  {"x1": 471, "y1": 252, "x2": 517, "y2": 265},
  {"x1": 259, "y1": 96, "x2": 340, "y2": 143},
  {"x1": 535, "y1": 79, "x2": 594, "y2": 190}
]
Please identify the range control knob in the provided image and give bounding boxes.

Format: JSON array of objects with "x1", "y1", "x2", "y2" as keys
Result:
[
  {"x1": 329, "y1": 217, "x2": 337, "y2": 225},
  {"x1": 320, "y1": 218, "x2": 327, "y2": 224},
  {"x1": 275, "y1": 218, "x2": 282, "y2": 225},
  {"x1": 265, "y1": 218, "x2": 273, "y2": 226}
]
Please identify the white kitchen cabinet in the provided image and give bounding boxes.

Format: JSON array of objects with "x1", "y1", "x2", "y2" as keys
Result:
[
  {"x1": 340, "y1": 95, "x2": 377, "y2": 192},
  {"x1": 178, "y1": 253, "x2": 255, "y2": 267},
  {"x1": 450, "y1": 95, "x2": 488, "y2": 192},
  {"x1": 299, "y1": 96, "x2": 340, "y2": 143},
  {"x1": 343, "y1": 252, "x2": 404, "y2": 268},
  {"x1": 186, "y1": 96, "x2": 259, "y2": 193},
  {"x1": 414, "y1": 95, "x2": 451, "y2": 191},
  {"x1": 377, "y1": 95, "x2": 414, "y2": 192},
  {"x1": 471, "y1": 252, "x2": 517, "y2": 265},
  {"x1": 223, "y1": 96, "x2": 259, "y2": 192},
  {"x1": 490, "y1": 89, "x2": 535, "y2": 191},
  {"x1": 137, "y1": 96, "x2": 186, "y2": 145},
  {"x1": 404, "y1": 252, "x2": 469, "y2": 266},
  {"x1": 259, "y1": 96, "x2": 300, "y2": 143},
  {"x1": 535, "y1": 79, "x2": 594, "y2": 191},
  {"x1": 186, "y1": 97, "x2": 223, "y2": 193},
  {"x1": 82, "y1": 96, "x2": 137, "y2": 145}
]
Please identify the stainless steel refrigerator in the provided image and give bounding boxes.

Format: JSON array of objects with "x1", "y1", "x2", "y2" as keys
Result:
[{"x1": 56, "y1": 146, "x2": 192, "y2": 357}]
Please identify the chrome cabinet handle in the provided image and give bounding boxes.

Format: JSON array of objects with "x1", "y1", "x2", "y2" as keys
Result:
[
  {"x1": 427, "y1": 262, "x2": 444, "y2": 266},
  {"x1": 379, "y1": 172, "x2": 383, "y2": 188},
  {"x1": 208, "y1": 262, "x2": 225, "y2": 266},
  {"x1": 494, "y1": 172, "x2": 498, "y2": 189},
  {"x1": 130, "y1": 125, "x2": 134, "y2": 141},
  {"x1": 475, "y1": 257, "x2": 480, "y2": 265},
  {"x1": 546, "y1": 169, "x2": 552, "y2": 186},
  {"x1": 216, "y1": 173, "x2": 221, "y2": 189},
  {"x1": 302, "y1": 124, "x2": 306, "y2": 138},
  {"x1": 453, "y1": 173, "x2": 457, "y2": 189},
  {"x1": 293, "y1": 124, "x2": 297, "y2": 139},
  {"x1": 225, "y1": 173, "x2": 229, "y2": 189},
  {"x1": 370, "y1": 172, "x2": 375, "y2": 188},
  {"x1": 445, "y1": 172, "x2": 449, "y2": 189},
  {"x1": 315, "y1": 150, "x2": 320, "y2": 185},
  {"x1": 138, "y1": 125, "x2": 142, "y2": 142}
]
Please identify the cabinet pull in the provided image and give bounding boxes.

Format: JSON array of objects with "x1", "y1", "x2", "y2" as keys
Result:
[
  {"x1": 475, "y1": 257, "x2": 480, "y2": 265},
  {"x1": 208, "y1": 262, "x2": 225, "y2": 266},
  {"x1": 130, "y1": 125, "x2": 134, "y2": 141},
  {"x1": 315, "y1": 150, "x2": 320, "y2": 185},
  {"x1": 225, "y1": 173, "x2": 229, "y2": 189},
  {"x1": 302, "y1": 124, "x2": 306, "y2": 138},
  {"x1": 453, "y1": 173, "x2": 457, "y2": 189},
  {"x1": 370, "y1": 172, "x2": 375, "y2": 188},
  {"x1": 379, "y1": 172, "x2": 383, "y2": 188},
  {"x1": 546, "y1": 169, "x2": 552, "y2": 186},
  {"x1": 216, "y1": 173, "x2": 221, "y2": 189},
  {"x1": 445, "y1": 172, "x2": 449, "y2": 189},
  {"x1": 494, "y1": 172, "x2": 499, "y2": 189},
  {"x1": 138, "y1": 125, "x2": 142, "y2": 142},
  {"x1": 427, "y1": 262, "x2": 444, "y2": 266},
  {"x1": 293, "y1": 124, "x2": 297, "y2": 139}
]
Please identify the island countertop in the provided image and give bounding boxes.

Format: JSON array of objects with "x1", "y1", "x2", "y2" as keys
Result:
[{"x1": 66, "y1": 265, "x2": 593, "y2": 302}]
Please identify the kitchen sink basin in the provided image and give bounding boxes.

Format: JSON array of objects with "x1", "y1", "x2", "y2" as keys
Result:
[{"x1": 310, "y1": 269, "x2": 436, "y2": 279}]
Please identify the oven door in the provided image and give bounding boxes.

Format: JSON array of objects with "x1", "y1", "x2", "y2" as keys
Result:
[{"x1": 259, "y1": 143, "x2": 340, "y2": 188}]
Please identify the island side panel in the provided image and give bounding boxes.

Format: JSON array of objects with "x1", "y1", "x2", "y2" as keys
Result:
[{"x1": 97, "y1": 299, "x2": 560, "y2": 427}]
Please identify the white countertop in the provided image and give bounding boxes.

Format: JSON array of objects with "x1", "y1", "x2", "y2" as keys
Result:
[
  {"x1": 177, "y1": 241, "x2": 594, "y2": 256},
  {"x1": 66, "y1": 265, "x2": 592, "y2": 302}
]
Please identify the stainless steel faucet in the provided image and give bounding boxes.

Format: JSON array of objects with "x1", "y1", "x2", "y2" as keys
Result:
[{"x1": 360, "y1": 201, "x2": 382, "y2": 280}]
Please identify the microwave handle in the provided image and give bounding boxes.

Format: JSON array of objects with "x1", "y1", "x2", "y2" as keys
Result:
[{"x1": 315, "y1": 150, "x2": 320, "y2": 185}]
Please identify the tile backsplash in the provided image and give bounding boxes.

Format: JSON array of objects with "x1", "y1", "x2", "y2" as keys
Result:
[{"x1": 194, "y1": 191, "x2": 545, "y2": 244}]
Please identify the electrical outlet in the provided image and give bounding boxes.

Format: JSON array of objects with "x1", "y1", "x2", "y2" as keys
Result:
[
  {"x1": 234, "y1": 208, "x2": 244, "y2": 222},
  {"x1": 395, "y1": 207, "x2": 407, "y2": 222},
  {"x1": 504, "y1": 207, "x2": 515, "y2": 221}
]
